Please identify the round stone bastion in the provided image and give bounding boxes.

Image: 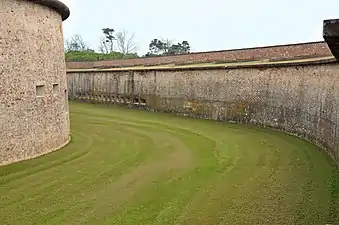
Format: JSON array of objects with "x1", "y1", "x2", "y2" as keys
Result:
[{"x1": 0, "y1": 0, "x2": 71, "y2": 165}]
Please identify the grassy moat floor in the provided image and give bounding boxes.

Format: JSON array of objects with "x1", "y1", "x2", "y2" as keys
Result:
[{"x1": 0, "y1": 101, "x2": 339, "y2": 225}]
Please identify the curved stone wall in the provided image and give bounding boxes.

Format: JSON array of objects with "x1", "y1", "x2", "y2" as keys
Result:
[
  {"x1": 66, "y1": 41, "x2": 332, "y2": 69},
  {"x1": 67, "y1": 61, "x2": 339, "y2": 168},
  {"x1": 0, "y1": 0, "x2": 70, "y2": 165}
]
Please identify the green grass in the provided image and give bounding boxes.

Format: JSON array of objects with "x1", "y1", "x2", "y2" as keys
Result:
[{"x1": 0, "y1": 101, "x2": 339, "y2": 225}]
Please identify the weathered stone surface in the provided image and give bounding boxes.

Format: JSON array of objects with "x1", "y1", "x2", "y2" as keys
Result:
[
  {"x1": 28, "y1": 0, "x2": 70, "y2": 20},
  {"x1": 66, "y1": 42, "x2": 332, "y2": 69},
  {"x1": 0, "y1": 0, "x2": 70, "y2": 165},
  {"x1": 68, "y1": 62, "x2": 339, "y2": 168},
  {"x1": 323, "y1": 19, "x2": 339, "y2": 60}
]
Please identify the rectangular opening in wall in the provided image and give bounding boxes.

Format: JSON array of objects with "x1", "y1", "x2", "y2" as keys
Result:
[
  {"x1": 64, "y1": 89, "x2": 68, "y2": 113},
  {"x1": 36, "y1": 85, "x2": 45, "y2": 97},
  {"x1": 140, "y1": 98, "x2": 146, "y2": 106},
  {"x1": 53, "y1": 84, "x2": 59, "y2": 95},
  {"x1": 133, "y1": 98, "x2": 140, "y2": 105}
]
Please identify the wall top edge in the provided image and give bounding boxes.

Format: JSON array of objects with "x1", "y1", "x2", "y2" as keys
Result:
[
  {"x1": 66, "y1": 58, "x2": 338, "y2": 73},
  {"x1": 324, "y1": 18, "x2": 339, "y2": 24},
  {"x1": 27, "y1": 0, "x2": 70, "y2": 20},
  {"x1": 66, "y1": 41, "x2": 328, "y2": 64}
]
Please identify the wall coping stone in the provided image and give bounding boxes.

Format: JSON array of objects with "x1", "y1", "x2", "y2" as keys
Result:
[
  {"x1": 67, "y1": 58, "x2": 339, "y2": 73},
  {"x1": 67, "y1": 41, "x2": 328, "y2": 63}
]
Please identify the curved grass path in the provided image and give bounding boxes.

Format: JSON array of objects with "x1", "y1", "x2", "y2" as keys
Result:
[{"x1": 0, "y1": 101, "x2": 339, "y2": 225}]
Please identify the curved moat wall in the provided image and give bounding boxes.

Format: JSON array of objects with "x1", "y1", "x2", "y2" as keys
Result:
[
  {"x1": 0, "y1": 0, "x2": 70, "y2": 165},
  {"x1": 67, "y1": 62, "x2": 339, "y2": 168},
  {"x1": 66, "y1": 41, "x2": 332, "y2": 69}
]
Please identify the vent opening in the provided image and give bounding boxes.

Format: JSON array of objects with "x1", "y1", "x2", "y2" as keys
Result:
[
  {"x1": 36, "y1": 85, "x2": 45, "y2": 97},
  {"x1": 53, "y1": 84, "x2": 59, "y2": 95}
]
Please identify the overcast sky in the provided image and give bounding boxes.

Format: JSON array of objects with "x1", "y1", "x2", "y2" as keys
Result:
[{"x1": 59, "y1": 0, "x2": 339, "y2": 55}]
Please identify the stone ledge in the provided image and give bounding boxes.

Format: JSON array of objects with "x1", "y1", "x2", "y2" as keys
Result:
[{"x1": 67, "y1": 57, "x2": 338, "y2": 73}]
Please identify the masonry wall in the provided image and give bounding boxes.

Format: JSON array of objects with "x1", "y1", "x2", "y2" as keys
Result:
[
  {"x1": 68, "y1": 62, "x2": 339, "y2": 167},
  {"x1": 66, "y1": 42, "x2": 332, "y2": 69},
  {"x1": 0, "y1": 0, "x2": 70, "y2": 165}
]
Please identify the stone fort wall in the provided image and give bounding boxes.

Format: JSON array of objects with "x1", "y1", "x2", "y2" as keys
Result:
[
  {"x1": 67, "y1": 61, "x2": 339, "y2": 168},
  {"x1": 0, "y1": 0, "x2": 70, "y2": 165},
  {"x1": 66, "y1": 41, "x2": 332, "y2": 69}
]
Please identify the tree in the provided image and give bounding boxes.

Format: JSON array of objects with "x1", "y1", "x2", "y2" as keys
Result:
[
  {"x1": 148, "y1": 39, "x2": 162, "y2": 55},
  {"x1": 146, "y1": 38, "x2": 190, "y2": 56},
  {"x1": 116, "y1": 30, "x2": 137, "y2": 56},
  {"x1": 162, "y1": 38, "x2": 173, "y2": 53},
  {"x1": 64, "y1": 34, "x2": 89, "y2": 52},
  {"x1": 148, "y1": 38, "x2": 173, "y2": 55},
  {"x1": 168, "y1": 41, "x2": 190, "y2": 55},
  {"x1": 101, "y1": 28, "x2": 115, "y2": 53},
  {"x1": 98, "y1": 37, "x2": 110, "y2": 54}
]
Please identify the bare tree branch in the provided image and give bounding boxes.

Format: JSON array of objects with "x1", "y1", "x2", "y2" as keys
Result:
[
  {"x1": 116, "y1": 31, "x2": 126, "y2": 53},
  {"x1": 98, "y1": 37, "x2": 110, "y2": 54},
  {"x1": 116, "y1": 30, "x2": 137, "y2": 56},
  {"x1": 64, "y1": 34, "x2": 88, "y2": 52},
  {"x1": 126, "y1": 32, "x2": 137, "y2": 53},
  {"x1": 161, "y1": 38, "x2": 173, "y2": 53}
]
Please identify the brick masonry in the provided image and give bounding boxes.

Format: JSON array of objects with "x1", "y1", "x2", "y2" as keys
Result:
[
  {"x1": 0, "y1": 0, "x2": 70, "y2": 165},
  {"x1": 66, "y1": 41, "x2": 332, "y2": 69},
  {"x1": 67, "y1": 62, "x2": 339, "y2": 168}
]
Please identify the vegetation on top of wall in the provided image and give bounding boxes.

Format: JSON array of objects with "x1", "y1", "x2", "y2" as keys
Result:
[
  {"x1": 64, "y1": 33, "x2": 139, "y2": 61},
  {"x1": 64, "y1": 29, "x2": 192, "y2": 61},
  {"x1": 65, "y1": 50, "x2": 139, "y2": 62}
]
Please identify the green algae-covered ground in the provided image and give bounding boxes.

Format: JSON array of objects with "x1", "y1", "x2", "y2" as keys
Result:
[{"x1": 0, "y1": 101, "x2": 338, "y2": 225}]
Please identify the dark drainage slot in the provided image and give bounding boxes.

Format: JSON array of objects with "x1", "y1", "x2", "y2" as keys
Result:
[
  {"x1": 133, "y1": 98, "x2": 139, "y2": 105},
  {"x1": 140, "y1": 98, "x2": 146, "y2": 105}
]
